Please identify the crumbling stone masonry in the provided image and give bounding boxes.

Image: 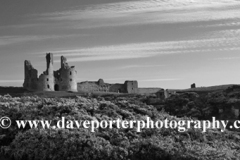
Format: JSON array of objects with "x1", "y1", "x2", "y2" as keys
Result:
[
  {"x1": 77, "y1": 79, "x2": 138, "y2": 94},
  {"x1": 23, "y1": 53, "x2": 77, "y2": 92}
]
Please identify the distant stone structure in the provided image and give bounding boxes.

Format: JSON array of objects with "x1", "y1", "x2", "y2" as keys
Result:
[
  {"x1": 138, "y1": 88, "x2": 163, "y2": 94},
  {"x1": 77, "y1": 79, "x2": 138, "y2": 93},
  {"x1": 156, "y1": 89, "x2": 165, "y2": 99},
  {"x1": 23, "y1": 53, "x2": 77, "y2": 92},
  {"x1": 24, "y1": 54, "x2": 168, "y2": 95},
  {"x1": 191, "y1": 83, "x2": 196, "y2": 88},
  {"x1": 164, "y1": 89, "x2": 177, "y2": 98}
]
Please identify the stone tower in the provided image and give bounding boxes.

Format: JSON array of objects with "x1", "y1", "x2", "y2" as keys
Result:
[
  {"x1": 38, "y1": 53, "x2": 55, "y2": 91},
  {"x1": 46, "y1": 53, "x2": 54, "y2": 75},
  {"x1": 124, "y1": 80, "x2": 138, "y2": 93},
  {"x1": 54, "y1": 56, "x2": 77, "y2": 92},
  {"x1": 23, "y1": 60, "x2": 38, "y2": 91}
]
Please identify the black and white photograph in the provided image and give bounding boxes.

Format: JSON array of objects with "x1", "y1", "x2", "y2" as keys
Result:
[{"x1": 0, "y1": 0, "x2": 240, "y2": 159}]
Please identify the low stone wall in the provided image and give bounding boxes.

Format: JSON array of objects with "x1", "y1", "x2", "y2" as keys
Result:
[
  {"x1": 77, "y1": 81, "x2": 127, "y2": 93},
  {"x1": 77, "y1": 81, "x2": 112, "y2": 92},
  {"x1": 138, "y1": 88, "x2": 163, "y2": 94}
]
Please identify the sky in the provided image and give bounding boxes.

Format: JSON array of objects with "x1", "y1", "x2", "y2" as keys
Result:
[{"x1": 1, "y1": 0, "x2": 240, "y2": 89}]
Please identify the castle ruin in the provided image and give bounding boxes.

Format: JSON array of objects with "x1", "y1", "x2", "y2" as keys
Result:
[
  {"x1": 23, "y1": 53, "x2": 77, "y2": 92},
  {"x1": 77, "y1": 79, "x2": 138, "y2": 93},
  {"x1": 23, "y1": 53, "x2": 139, "y2": 94},
  {"x1": 23, "y1": 53, "x2": 170, "y2": 96}
]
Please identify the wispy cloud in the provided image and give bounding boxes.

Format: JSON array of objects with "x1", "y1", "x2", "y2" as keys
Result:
[
  {"x1": 39, "y1": 0, "x2": 240, "y2": 28},
  {"x1": 0, "y1": 35, "x2": 61, "y2": 46},
  {"x1": 0, "y1": 23, "x2": 41, "y2": 29},
  {"x1": 0, "y1": 34, "x2": 88, "y2": 46},
  {"x1": 214, "y1": 56, "x2": 240, "y2": 60},
  {"x1": 192, "y1": 21, "x2": 240, "y2": 28},
  {"x1": 36, "y1": 29, "x2": 240, "y2": 61},
  {"x1": 118, "y1": 64, "x2": 166, "y2": 69},
  {"x1": 27, "y1": 1, "x2": 240, "y2": 62}
]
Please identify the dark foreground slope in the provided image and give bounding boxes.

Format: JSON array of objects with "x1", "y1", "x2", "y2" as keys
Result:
[
  {"x1": 0, "y1": 87, "x2": 85, "y2": 98},
  {"x1": 0, "y1": 87, "x2": 28, "y2": 96},
  {"x1": 162, "y1": 85, "x2": 240, "y2": 123},
  {"x1": 0, "y1": 94, "x2": 240, "y2": 160}
]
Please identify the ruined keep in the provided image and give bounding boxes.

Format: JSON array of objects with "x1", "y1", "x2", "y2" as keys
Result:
[{"x1": 23, "y1": 53, "x2": 77, "y2": 92}]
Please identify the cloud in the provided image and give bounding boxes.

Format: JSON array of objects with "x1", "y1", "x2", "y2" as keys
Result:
[
  {"x1": 39, "y1": 0, "x2": 240, "y2": 28},
  {"x1": 0, "y1": 35, "x2": 61, "y2": 46},
  {"x1": 118, "y1": 64, "x2": 166, "y2": 69},
  {"x1": 214, "y1": 56, "x2": 240, "y2": 60},
  {"x1": 36, "y1": 28, "x2": 240, "y2": 62},
  {"x1": 0, "y1": 23, "x2": 41, "y2": 29},
  {"x1": 0, "y1": 34, "x2": 88, "y2": 46},
  {"x1": 192, "y1": 21, "x2": 240, "y2": 28}
]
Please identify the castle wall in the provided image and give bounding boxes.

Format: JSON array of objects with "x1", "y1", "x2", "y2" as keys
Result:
[
  {"x1": 78, "y1": 81, "x2": 98, "y2": 92},
  {"x1": 77, "y1": 81, "x2": 111, "y2": 93},
  {"x1": 77, "y1": 79, "x2": 128, "y2": 93},
  {"x1": 109, "y1": 84, "x2": 125, "y2": 93},
  {"x1": 77, "y1": 80, "x2": 139, "y2": 93},
  {"x1": 138, "y1": 88, "x2": 163, "y2": 94}
]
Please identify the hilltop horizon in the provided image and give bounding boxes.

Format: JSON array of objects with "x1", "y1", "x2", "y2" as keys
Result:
[{"x1": 1, "y1": 81, "x2": 239, "y2": 91}]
